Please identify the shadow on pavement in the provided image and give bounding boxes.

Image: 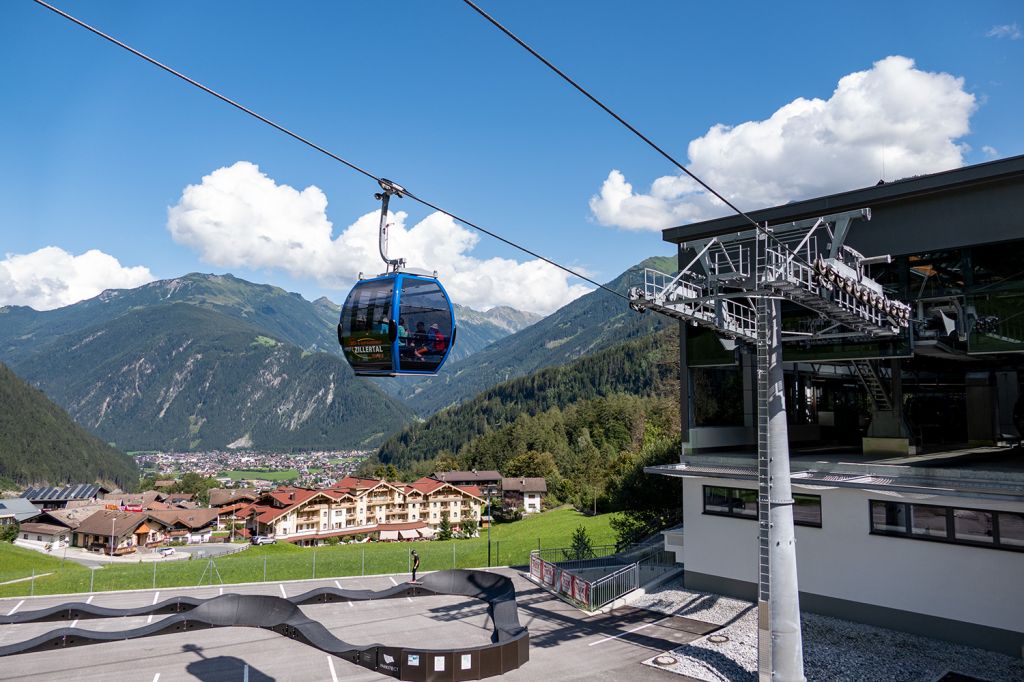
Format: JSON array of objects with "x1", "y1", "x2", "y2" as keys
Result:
[{"x1": 183, "y1": 644, "x2": 276, "y2": 682}]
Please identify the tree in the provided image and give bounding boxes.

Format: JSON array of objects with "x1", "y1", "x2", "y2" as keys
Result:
[
  {"x1": 433, "y1": 453, "x2": 461, "y2": 473},
  {"x1": 459, "y1": 515, "x2": 478, "y2": 538},
  {"x1": 170, "y1": 472, "x2": 220, "y2": 505},
  {"x1": 565, "y1": 524, "x2": 594, "y2": 561},
  {"x1": 502, "y1": 451, "x2": 557, "y2": 479},
  {"x1": 437, "y1": 511, "x2": 454, "y2": 541},
  {"x1": 0, "y1": 522, "x2": 19, "y2": 543},
  {"x1": 374, "y1": 463, "x2": 400, "y2": 481}
]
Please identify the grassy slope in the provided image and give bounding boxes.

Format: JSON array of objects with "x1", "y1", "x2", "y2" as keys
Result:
[{"x1": 0, "y1": 508, "x2": 613, "y2": 597}]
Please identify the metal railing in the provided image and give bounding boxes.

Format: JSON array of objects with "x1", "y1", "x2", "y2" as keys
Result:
[{"x1": 588, "y1": 562, "x2": 638, "y2": 610}]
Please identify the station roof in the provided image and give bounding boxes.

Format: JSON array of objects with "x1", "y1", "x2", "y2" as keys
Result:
[{"x1": 662, "y1": 153, "x2": 1024, "y2": 245}]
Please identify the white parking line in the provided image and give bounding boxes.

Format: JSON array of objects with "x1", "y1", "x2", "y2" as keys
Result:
[
  {"x1": 86, "y1": 595, "x2": 94, "y2": 604},
  {"x1": 148, "y1": 591, "x2": 160, "y2": 623},
  {"x1": 388, "y1": 577, "x2": 397, "y2": 586},
  {"x1": 152, "y1": 674, "x2": 160, "y2": 682},
  {"x1": 243, "y1": 664, "x2": 249, "y2": 682},
  {"x1": 278, "y1": 584, "x2": 287, "y2": 598},
  {"x1": 6, "y1": 600, "x2": 24, "y2": 616},
  {"x1": 327, "y1": 656, "x2": 339, "y2": 682},
  {"x1": 219, "y1": 587, "x2": 223, "y2": 595},
  {"x1": 334, "y1": 580, "x2": 342, "y2": 589},
  {"x1": 587, "y1": 617, "x2": 669, "y2": 646},
  {"x1": 70, "y1": 619, "x2": 78, "y2": 628},
  {"x1": 406, "y1": 597, "x2": 412, "y2": 603}
]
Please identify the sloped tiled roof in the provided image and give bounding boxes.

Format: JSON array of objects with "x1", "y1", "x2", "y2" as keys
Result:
[
  {"x1": 502, "y1": 477, "x2": 548, "y2": 493},
  {"x1": 0, "y1": 498, "x2": 42, "y2": 522},
  {"x1": 75, "y1": 510, "x2": 169, "y2": 537},
  {"x1": 147, "y1": 508, "x2": 219, "y2": 530},
  {"x1": 432, "y1": 470, "x2": 501, "y2": 483},
  {"x1": 208, "y1": 488, "x2": 259, "y2": 507}
]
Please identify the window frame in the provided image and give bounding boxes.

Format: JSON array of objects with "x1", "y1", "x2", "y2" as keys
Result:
[
  {"x1": 702, "y1": 485, "x2": 822, "y2": 528},
  {"x1": 868, "y1": 499, "x2": 1023, "y2": 553}
]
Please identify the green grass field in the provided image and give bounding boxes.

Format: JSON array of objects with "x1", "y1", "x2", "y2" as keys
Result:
[
  {"x1": 222, "y1": 469, "x2": 299, "y2": 481},
  {"x1": 0, "y1": 508, "x2": 615, "y2": 598}
]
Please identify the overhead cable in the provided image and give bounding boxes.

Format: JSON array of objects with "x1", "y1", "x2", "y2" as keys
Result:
[
  {"x1": 31, "y1": 0, "x2": 627, "y2": 301},
  {"x1": 462, "y1": 0, "x2": 799, "y2": 251}
]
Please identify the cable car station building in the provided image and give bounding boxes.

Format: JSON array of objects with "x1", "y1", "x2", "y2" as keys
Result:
[{"x1": 646, "y1": 155, "x2": 1024, "y2": 656}]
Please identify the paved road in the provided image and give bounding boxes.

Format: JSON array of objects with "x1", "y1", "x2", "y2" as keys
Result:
[{"x1": 0, "y1": 569, "x2": 712, "y2": 681}]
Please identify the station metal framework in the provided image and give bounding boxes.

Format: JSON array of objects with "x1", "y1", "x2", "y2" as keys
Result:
[{"x1": 629, "y1": 208, "x2": 910, "y2": 682}]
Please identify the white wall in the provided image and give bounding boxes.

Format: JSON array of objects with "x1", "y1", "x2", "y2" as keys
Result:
[{"x1": 681, "y1": 476, "x2": 1024, "y2": 633}]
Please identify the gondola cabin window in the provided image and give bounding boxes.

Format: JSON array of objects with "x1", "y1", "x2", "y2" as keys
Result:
[{"x1": 340, "y1": 279, "x2": 394, "y2": 373}]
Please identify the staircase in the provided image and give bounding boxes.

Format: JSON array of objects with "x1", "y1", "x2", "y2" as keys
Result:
[{"x1": 851, "y1": 359, "x2": 892, "y2": 411}]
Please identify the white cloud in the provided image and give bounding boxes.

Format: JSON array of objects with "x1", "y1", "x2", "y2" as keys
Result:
[
  {"x1": 0, "y1": 247, "x2": 154, "y2": 310},
  {"x1": 590, "y1": 56, "x2": 977, "y2": 231},
  {"x1": 167, "y1": 161, "x2": 591, "y2": 314},
  {"x1": 986, "y1": 23, "x2": 1021, "y2": 40},
  {"x1": 982, "y1": 145, "x2": 999, "y2": 158}
]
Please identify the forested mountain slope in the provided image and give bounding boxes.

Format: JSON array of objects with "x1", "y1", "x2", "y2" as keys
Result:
[
  {"x1": 0, "y1": 363, "x2": 138, "y2": 489},
  {"x1": 10, "y1": 303, "x2": 413, "y2": 451},
  {"x1": 400, "y1": 255, "x2": 677, "y2": 415},
  {"x1": 376, "y1": 325, "x2": 679, "y2": 471}
]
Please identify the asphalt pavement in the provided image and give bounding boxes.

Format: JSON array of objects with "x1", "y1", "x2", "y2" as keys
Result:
[{"x1": 0, "y1": 569, "x2": 712, "y2": 681}]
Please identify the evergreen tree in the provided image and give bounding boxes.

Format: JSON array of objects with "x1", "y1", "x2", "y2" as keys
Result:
[
  {"x1": 437, "y1": 511, "x2": 454, "y2": 541},
  {"x1": 566, "y1": 524, "x2": 595, "y2": 561},
  {"x1": 459, "y1": 515, "x2": 478, "y2": 538}
]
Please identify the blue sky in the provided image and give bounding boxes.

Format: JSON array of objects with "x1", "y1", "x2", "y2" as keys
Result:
[{"x1": 1, "y1": 1, "x2": 1021, "y2": 313}]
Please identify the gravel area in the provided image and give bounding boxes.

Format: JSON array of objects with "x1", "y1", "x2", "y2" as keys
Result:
[{"x1": 629, "y1": 579, "x2": 1024, "y2": 682}]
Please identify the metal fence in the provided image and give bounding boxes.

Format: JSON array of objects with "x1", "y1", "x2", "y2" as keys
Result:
[
  {"x1": 528, "y1": 545, "x2": 679, "y2": 611},
  {"x1": 1, "y1": 536, "x2": 577, "y2": 599}
]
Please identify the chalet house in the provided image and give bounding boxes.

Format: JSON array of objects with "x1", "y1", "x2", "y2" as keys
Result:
[
  {"x1": 148, "y1": 509, "x2": 219, "y2": 544},
  {"x1": 73, "y1": 510, "x2": 171, "y2": 555},
  {"x1": 501, "y1": 478, "x2": 547, "y2": 514},
  {"x1": 244, "y1": 477, "x2": 483, "y2": 546},
  {"x1": 18, "y1": 522, "x2": 70, "y2": 548}
]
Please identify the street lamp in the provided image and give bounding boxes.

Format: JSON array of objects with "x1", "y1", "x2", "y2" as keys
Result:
[{"x1": 486, "y1": 489, "x2": 492, "y2": 567}]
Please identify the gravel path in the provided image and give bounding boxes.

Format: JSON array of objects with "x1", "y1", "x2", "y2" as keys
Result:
[{"x1": 628, "y1": 579, "x2": 1023, "y2": 682}]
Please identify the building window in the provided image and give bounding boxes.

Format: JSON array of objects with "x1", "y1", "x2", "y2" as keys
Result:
[
  {"x1": 870, "y1": 500, "x2": 1023, "y2": 552},
  {"x1": 999, "y1": 512, "x2": 1024, "y2": 547},
  {"x1": 702, "y1": 486, "x2": 821, "y2": 527},
  {"x1": 910, "y1": 505, "x2": 948, "y2": 538}
]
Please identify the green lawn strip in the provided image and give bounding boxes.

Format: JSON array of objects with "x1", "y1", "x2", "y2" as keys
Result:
[
  {"x1": 0, "y1": 509, "x2": 616, "y2": 597},
  {"x1": 0, "y1": 544, "x2": 84, "y2": 583}
]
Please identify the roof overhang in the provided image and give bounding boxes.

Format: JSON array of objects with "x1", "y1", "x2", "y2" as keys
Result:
[{"x1": 661, "y1": 154, "x2": 1024, "y2": 245}]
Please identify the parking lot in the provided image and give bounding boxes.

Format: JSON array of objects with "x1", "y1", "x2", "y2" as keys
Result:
[{"x1": 0, "y1": 569, "x2": 714, "y2": 681}]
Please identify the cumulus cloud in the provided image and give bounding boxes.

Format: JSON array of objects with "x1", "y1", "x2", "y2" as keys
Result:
[
  {"x1": 590, "y1": 56, "x2": 977, "y2": 231},
  {"x1": 982, "y1": 145, "x2": 999, "y2": 158},
  {"x1": 167, "y1": 162, "x2": 591, "y2": 314},
  {"x1": 0, "y1": 247, "x2": 154, "y2": 310},
  {"x1": 986, "y1": 23, "x2": 1021, "y2": 40}
]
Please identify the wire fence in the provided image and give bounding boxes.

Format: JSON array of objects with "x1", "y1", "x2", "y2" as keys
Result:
[{"x1": 0, "y1": 536, "x2": 569, "y2": 599}]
